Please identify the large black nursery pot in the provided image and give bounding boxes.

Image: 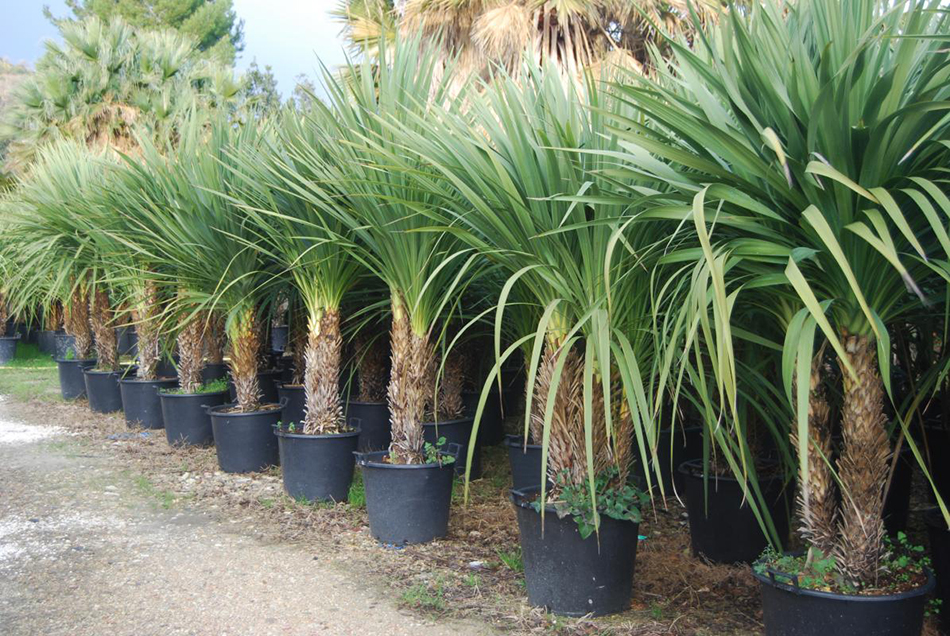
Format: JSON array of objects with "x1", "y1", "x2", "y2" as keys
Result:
[
  {"x1": 753, "y1": 558, "x2": 934, "y2": 636},
  {"x1": 201, "y1": 362, "x2": 228, "y2": 384},
  {"x1": 55, "y1": 358, "x2": 96, "y2": 400},
  {"x1": 38, "y1": 330, "x2": 57, "y2": 355},
  {"x1": 160, "y1": 388, "x2": 229, "y2": 446},
  {"x1": 345, "y1": 401, "x2": 391, "y2": 451},
  {"x1": 512, "y1": 486, "x2": 640, "y2": 617},
  {"x1": 228, "y1": 368, "x2": 281, "y2": 404},
  {"x1": 356, "y1": 447, "x2": 459, "y2": 545},
  {"x1": 209, "y1": 401, "x2": 283, "y2": 473},
  {"x1": 83, "y1": 367, "x2": 125, "y2": 413},
  {"x1": 120, "y1": 377, "x2": 178, "y2": 429},
  {"x1": 636, "y1": 425, "x2": 703, "y2": 492},
  {"x1": 270, "y1": 325, "x2": 289, "y2": 353},
  {"x1": 54, "y1": 333, "x2": 76, "y2": 359},
  {"x1": 462, "y1": 389, "x2": 506, "y2": 446},
  {"x1": 423, "y1": 417, "x2": 481, "y2": 479},
  {"x1": 115, "y1": 325, "x2": 137, "y2": 356},
  {"x1": 155, "y1": 356, "x2": 179, "y2": 379},
  {"x1": 0, "y1": 334, "x2": 19, "y2": 365},
  {"x1": 275, "y1": 427, "x2": 360, "y2": 502},
  {"x1": 679, "y1": 459, "x2": 791, "y2": 564},
  {"x1": 277, "y1": 383, "x2": 305, "y2": 427},
  {"x1": 926, "y1": 509, "x2": 950, "y2": 636},
  {"x1": 506, "y1": 435, "x2": 544, "y2": 490}
]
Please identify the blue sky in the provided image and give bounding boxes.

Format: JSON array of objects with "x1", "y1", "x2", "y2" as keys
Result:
[{"x1": 0, "y1": 0, "x2": 350, "y2": 98}]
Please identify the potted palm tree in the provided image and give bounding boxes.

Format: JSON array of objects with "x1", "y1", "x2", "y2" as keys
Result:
[
  {"x1": 230, "y1": 110, "x2": 364, "y2": 502},
  {"x1": 608, "y1": 0, "x2": 947, "y2": 631},
  {"x1": 277, "y1": 40, "x2": 475, "y2": 544}
]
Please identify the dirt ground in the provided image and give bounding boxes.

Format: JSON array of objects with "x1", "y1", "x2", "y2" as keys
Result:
[{"x1": 5, "y1": 371, "x2": 933, "y2": 636}]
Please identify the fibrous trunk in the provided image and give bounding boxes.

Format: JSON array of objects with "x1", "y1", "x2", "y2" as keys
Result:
[
  {"x1": 792, "y1": 357, "x2": 836, "y2": 557},
  {"x1": 302, "y1": 308, "x2": 344, "y2": 434},
  {"x1": 387, "y1": 296, "x2": 430, "y2": 464},
  {"x1": 134, "y1": 281, "x2": 161, "y2": 380},
  {"x1": 834, "y1": 333, "x2": 890, "y2": 587},
  {"x1": 437, "y1": 348, "x2": 465, "y2": 420},
  {"x1": 177, "y1": 309, "x2": 206, "y2": 394},
  {"x1": 45, "y1": 301, "x2": 63, "y2": 332},
  {"x1": 206, "y1": 312, "x2": 226, "y2": 365},
  {"x1": 356, "y1": 330, "x2": 388, "y2": 403},
  {"x1": 89, "y1": 288, "x2": 118, "y2": 370},
  {"x1": 230, "y1": 308, "x2": 261, "y2": 412},
  {"x1": 64, "y1": 285, "x2": 93, "y2": 359}
]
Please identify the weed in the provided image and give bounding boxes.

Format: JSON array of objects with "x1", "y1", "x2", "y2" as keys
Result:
[
  {"x1": 400, "y1": 577, "x2": 446, "y2": 612},
  {"x1": 496, "y1": 546, "x2": 523, "y2": 573},
  {"x1": 348, "y1": 471, "x2": 365, "y2": 507}
]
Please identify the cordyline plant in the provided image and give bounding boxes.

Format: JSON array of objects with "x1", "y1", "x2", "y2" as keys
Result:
[
  {"x1": 398, "y1": 65, "x2": 675, "y2": 521},
  {"x1": 607, "y1": 0, "x2": 950, "y2": 588},
  {"x1": 109, "y1": 118, "x2": 277, "y2": 409},
  {"x1": 275, "y1": 38, "x2": 480, "y2": 463},
  {"x1": 4, "y1": 141, "x2": 101, "y2": 362},
  {"x1": 229, "y1": 110, "x2": 364, "y2": 433}
]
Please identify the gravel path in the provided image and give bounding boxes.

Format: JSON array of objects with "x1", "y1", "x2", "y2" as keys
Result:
[{"x1": 0, "y1": 397, "x2": 493, "y2": 636}]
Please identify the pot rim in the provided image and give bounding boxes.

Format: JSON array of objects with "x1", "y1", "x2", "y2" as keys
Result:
[
  {"x1": 355, "y1": 448, "x2": 460, "y2": 469},
  {"x1": 677, "y1": 458, "x2": 785, "y2": 483},
  {"x1": 752, "y1": 554, "x2": 935, "y2": 601},
  {"x1": 119, "y1": 377, "x2": 178, "y2": 385},
  {"x1": 276, "y1": 382, "x2": 305, "y2": 391},
  {"x1": 158, "y1": 388, "x2": 230, "y2": 399},
  {"x1": 505, "y1": 434, "x2": 541, "y2": 450},
  {"x1": 274, "y1": 427, "x2": 361, "y2": 440},
  {"x1": 207, "y1": 400, "x2": 286, "y2": 417},
  {"x1": 83, "y1": 367, "x2": 125, "y2": 376},
  {"x1": 0, "y1": 334, "x2": 21, "y2": 341},
  {"x1": 345, "y1": 400, "x2": 388, "y2": 407},
  {"x1": 54, "y1": 358, "x2": 96, "y2": 365},
  {"x1": 421, "y1": 417, "x2": 476, "y2": 427}
]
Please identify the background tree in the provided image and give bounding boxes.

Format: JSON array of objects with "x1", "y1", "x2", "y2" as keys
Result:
[
  {"x1": 243, "y1": 60, "x2": 281, "y2": 114},
  {"x1": 288, "y1": 74, "x2": 318, "y2": 111},
  {"x1": 52, "y1": 0, "x2": 245, "y2": 62}
]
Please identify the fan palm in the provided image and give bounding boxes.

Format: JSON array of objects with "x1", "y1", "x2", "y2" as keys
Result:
[{"x1": 606, "y1": 0, "x2": 950, "y2": 587}]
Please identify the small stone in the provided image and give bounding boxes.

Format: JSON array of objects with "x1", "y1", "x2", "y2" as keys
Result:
[{"x1": 468, "y1": 561, "x2": 486, "y2": 570}]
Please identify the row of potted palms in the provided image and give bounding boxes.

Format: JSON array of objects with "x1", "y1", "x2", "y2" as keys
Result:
[{"x1": 1, "y1": 0, "x2": 949, "y2": 632}]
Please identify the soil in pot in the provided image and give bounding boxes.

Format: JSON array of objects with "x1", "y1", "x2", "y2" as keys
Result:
[
  {"x1": 276, "y1": 427, "x2": 360, "y2": 502},
  {"x1": 277, "y1": 384, "x2": 305, "y2": 427},
  {"x1": 209, "y1": 403, "x2": 283, "y2": 473},
  {"x1": 753, "y1": 556, "x2": 934, "y2": 636},
  {"x1": 356, "y1": 449, "x2": 458, "y2": 545},
  {"x1": 679, "y1": 459, "x2": 791, "y2": 564},
  {"x1": 83, "y1": 367, "x2": 124, "y2": 413},
  {"x1": 160, "y1": 388, "x2": 229, "y2": 446},
  {"x1": 55, "y1": 358, "x2": 97, "y2": 400},
  {"x1": 0, "y1": 335, "x2": 19, "y2": 365},
  {"x1": 506, "y1": 435, "x2": 546, "y2": 490},
  {"x1": 423, "y1": 417, "x2": 481, "y2": 479},
  {"x1": 462, "y1": 390, "x2": 506, "y2": 447},
  {"x1": 119, "y1": 377, "x2": 178, "y2": 429},
  {"x1": 54, "y1": 333, "x2": 77, "y2": 360},
  {"x1": 345, "y1": 401, "x2": 391, "y2": 452},
  {"x1": 227, "y1": 369, "x2": 281, "y2": 404},
  {"x1": 512, "y1": 486, "x2": 640, "y2": 616}
]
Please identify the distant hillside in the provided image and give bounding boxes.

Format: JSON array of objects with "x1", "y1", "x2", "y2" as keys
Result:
[{"x1": 0, "y1": 58, "x2": 31, "y2": 115}]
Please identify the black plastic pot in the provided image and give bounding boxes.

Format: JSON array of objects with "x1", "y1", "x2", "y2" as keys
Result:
[
  {"x1": 883, "y1": 445, "x2": 913, "y2": 537},
  {"x1": 753, "y1": 558, "x2": 934, "y2": 636},
  {"x1": 635, "y1": 425, "x2": 703, "y2": 492},
  {"x1": 423, "y1": 417, "x2": 480, "y2": 479},
  {"x1": 0, "y1": 335, "x2": 19, "y2": 365},
  {"x1": 119, "y1": 377, "x2": 178, "y2": 429},
  {"x1": 160, "y1": 389, "x2": 229, "y2": 446},
  {"x1": 512, "y1": 486, "x2": 639, "y2": 616},
  {"x1": 506, "y1": 435, "x2": 544, "y2": 490},
  {"x1": 116, "y1": 326, "x2": 137, "y2": 356},
  {"x1": 276, "y1": 427, "x2": 360, "y2": 502},
  {"x1": 356, "y1": 447, "x2": 459, "y2": 545},
  {"x1": 345, "y1": 401, "x2": 391, "y2": 452},
  {"x1": 679, "y1": 460, "x2": 791, "y2": 564},
  {"x1": 55, "y1": 358, "x2": 96, "y2": 400},
  {"x1": 926, "y1": 509, "x2": 950, "y2": 636},
  {"x1": 277, "y1": 384, "x2": 305, "y2": 427},
  {"x1": 38, "y1": 330, "x2": 57, "y2": 355},
  {"x1": 462, "y1": 390, "x2": 506, "y2": 446},
  {"x1": 201, "y1": 362, "x2": 228, "y2": 384},
  {"x1": 271, "y1": 325, "x2": 289, "y2": 353},
  {"x1": 54, "y1": 333, "x2": 76, "y2": 359},
  {"x1": 82, "y1": 368, "x2": 124, "y2": 413},
  {"x1": 209, "y1": 402, "x2": 283, "y2": 473},
  {"x1": 228, "y1": 368, "x2": 281, "y2": 404},
  {"x1": 155, "y1": 356, "x2": 179, "y2": 379}
]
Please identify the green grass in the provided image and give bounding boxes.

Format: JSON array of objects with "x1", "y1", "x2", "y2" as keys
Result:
[
  {"x1": 0, "y1": 341, "x2": 61, "y2": 403},
  {"x1": 400, "y1": 577, "x2": 447, "y2": 613},
  {"x1": 1, "y1": 342, "x2": 57, "y2": 369},
  {"x1": 348, "y1": 470, "x2": 365, "y2": 507},
  {"x1": 132, "y1": 474, "x2": 177, "y2": 509},
  {"x1": 496, "y1": 546, "x2": 524, "y2": 573}
]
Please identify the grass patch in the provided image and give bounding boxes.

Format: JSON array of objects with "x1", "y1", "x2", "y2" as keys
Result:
[
  {"x1": 1, "y1": 342, "x2": 58, "y2": 369},
  {"x1": 133, "y1": 474, "x2": 177, "y2": 509},
  {"x1": 400, "y1": 577, "x2": 446, "y2": 613},
  {"x1": 348, "y1": 470, "x2": 365, "y2": 507},
  {"x1": 496, "y1": 546, "x2": 524, "y2": 573},
  {"x1": 0, "y1": 342, "x2": 61, "y2": 403}
]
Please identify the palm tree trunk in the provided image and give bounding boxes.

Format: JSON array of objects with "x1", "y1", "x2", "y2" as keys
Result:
[
  {"x1": 89, "y1": 289, "x2": 118, "y2": 371},
  {"x1": 65, "y1": 285, "x2": 93, "y2": 359},
  {"x1": 834, "y1": 332, "x2": 890, "y2": 586},
  {"x1": 45, "y1": 301, "x2": 63, "y2": 332},
  {"x1": 230, "y1": 307, "x2": 261, "y2": 412},
  {"x1": 177, "y1": 309, "x2": 205, "y2": 394},
  {"x1": 206, "y1": 312, "x2": 226, "y2": 365},
  {"x1": 388, "y1": 295, "x2": 429, "y2": 464},
  {"x1": 302, "y1": 308, "x2": 344, "y2": 435},
  {"x1": 134, "y1": 281, "x2": 160, "y2": 380},
  {"x1": 792, "y1": 357, "x2": 837, "y2": 557},
  {"x1": 437, "y1": 348, "x2": 465, "y2": 420}
]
